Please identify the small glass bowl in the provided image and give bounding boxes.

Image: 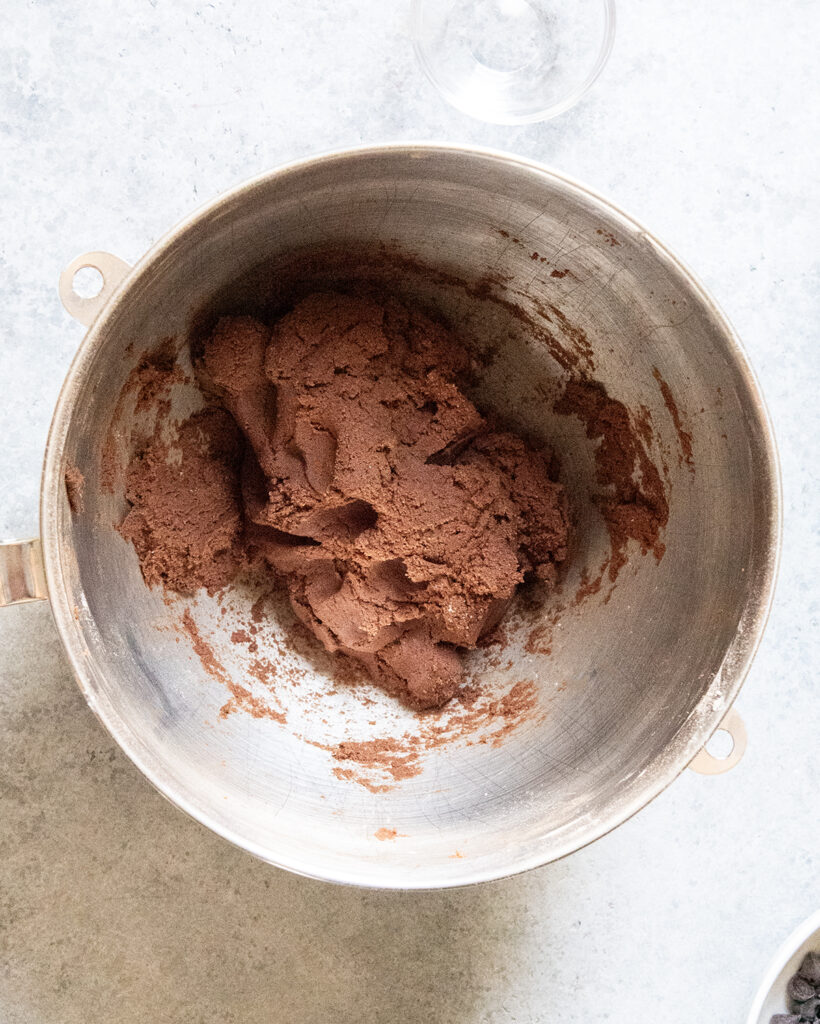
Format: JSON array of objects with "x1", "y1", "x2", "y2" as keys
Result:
[{"x1": 412, "y1": 0, "x2": 616, "y2": 125}]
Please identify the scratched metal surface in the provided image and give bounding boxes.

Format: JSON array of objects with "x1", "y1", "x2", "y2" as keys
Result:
[
  {"x1": 0, "y1": 1, "x2": 817, "y2": 1022},
  {"x1": 39, "y1": 146, "x2": 776, "y2": 889}
]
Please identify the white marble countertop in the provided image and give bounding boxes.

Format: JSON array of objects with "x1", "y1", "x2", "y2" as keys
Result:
[{"x1": 1, "y1": 1, "x2": 818, "y2": 1021}]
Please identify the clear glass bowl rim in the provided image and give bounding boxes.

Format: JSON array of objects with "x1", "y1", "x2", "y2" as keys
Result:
[{"x1": 411, "y1": 0, "x2": 617, "y2": 125}]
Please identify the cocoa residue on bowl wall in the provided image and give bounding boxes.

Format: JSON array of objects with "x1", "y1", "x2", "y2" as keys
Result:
[
  {"x1": 595, "y1": 229, "x2": 621, "y2": 247},
  {"x1": 653, "y1": 367, "x2": 695, "y2": 470},
  {"x1": 330, "y1": 737, "x2": 423, "y2": 792},
  {"x1": 443, "y1": 231, "x2": 679, "y2": 645},
  {"x1": 555, "y1": 378, "x2": 669, "y2": 584},
  {"x1": 173, "y1": 587, "x2": 544, "y2": 794},
  {"x1": 179, "y1": 607, "x2": 285, "y2": 724},
  {"x1": 64, "y1": 465, "x2": 85, "y2": 515},
  {"x1": 101, "y1": 337, "x2": 187, "y2": 494},
  {"x1": 371, "y1": 247, "x2": 597, "y2": 378},
  {"x1": 132, "y1": 339, "x2": 184, "y2": 413},
  {"x1": 521, "y1": 370, "x2": 680, "y2": 650},
  {"x1": 413, "y1": 232, "x2": 668, "y2": 596},
  {"x1": 312, "y1": 678, "x2": 541, "y2": 793}
]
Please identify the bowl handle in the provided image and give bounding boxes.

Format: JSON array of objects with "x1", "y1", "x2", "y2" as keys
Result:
[
  {"x1": 58, "y1": 252, "x2": 131, "y2": 326},
  {"x1": 0, "y1": 539, "x2": 47, "y2": 606},
  {"x1": 688, "y1": 707, "x2": 747, "y2": 775}
]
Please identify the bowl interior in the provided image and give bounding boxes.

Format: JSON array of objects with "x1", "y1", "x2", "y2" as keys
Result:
[{"x1": 45, "y1": 148, "x2": 778, "y2": 887}]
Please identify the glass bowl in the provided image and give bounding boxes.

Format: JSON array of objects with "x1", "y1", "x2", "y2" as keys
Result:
[{"x1": 412, "y1": 0, "x2": 616, "y2": 124}]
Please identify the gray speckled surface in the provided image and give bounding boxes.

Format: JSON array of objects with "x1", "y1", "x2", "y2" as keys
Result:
[{"x1": 1, "y1": 1, "x2": 818, "y2": 1022}]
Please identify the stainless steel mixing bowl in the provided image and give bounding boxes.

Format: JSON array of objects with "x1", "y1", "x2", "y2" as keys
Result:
[{"x1": 0, "y1": 145, "x2": 780, "y2": 888}]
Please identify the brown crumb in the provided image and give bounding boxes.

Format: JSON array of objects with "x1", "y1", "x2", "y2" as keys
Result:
[
  {"x1": 230, "y1": 628, "x2": 259, "y2": 653},
  {"x1": 331, "y1": 765, "x2": 392, "y2": 793},
  {"x1": 595, "y1": 229, "x2": 621, "y2": 247},
  {"x1": 374, "y1": 827, "x2": 402, "y2": 841},
  {"x1": 331, "y1": 737, "x2": 423, "y2": 784}
]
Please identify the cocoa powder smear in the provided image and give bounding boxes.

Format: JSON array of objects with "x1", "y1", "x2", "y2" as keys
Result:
[
  {"x1": 64, "y1": 465, "x2": 85, "y2": 515},
  {"x1": 555, "y1": 379, "x2": 669, "y2": 582},
  {"x1": 120, "y1": 292, "x2": 570, "y2": 710}
]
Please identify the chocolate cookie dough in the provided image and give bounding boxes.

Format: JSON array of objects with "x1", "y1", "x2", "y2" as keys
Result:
[
  {"x1": 120, "y1": 408, "x2": 246, "y2": 594},
  {"x1": 121, "y1": 292, "x2": 569, "y2": 709}
]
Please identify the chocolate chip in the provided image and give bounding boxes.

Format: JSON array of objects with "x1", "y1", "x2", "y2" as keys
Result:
[
  {"x1": 800, "y1": 954, "x2": 820, "y2": 987},
  {"x1": 789, "y1": 976, "x2": 816, "y2": 1003},
  {"x1": 797, "y1": 998, "x2": 820, "y2": 1020}
]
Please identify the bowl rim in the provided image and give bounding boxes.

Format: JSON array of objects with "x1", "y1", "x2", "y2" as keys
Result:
[
  {"x1": 746, "y1": 909, "x2": 820, "y2": 1024},
  {"x1": 40, "y1": 142, "x2": 783, "y2": 888}
]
